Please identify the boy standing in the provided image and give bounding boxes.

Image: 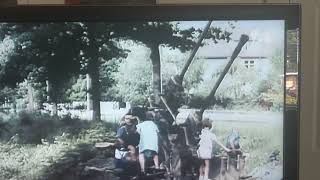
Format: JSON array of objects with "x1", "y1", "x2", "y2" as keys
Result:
[
  {"x1": 197, "y1": 118, "x2": 230, "y2": 180},
  {"x1": 136, "y1": 111, "x2": 160, "y2": 173}
]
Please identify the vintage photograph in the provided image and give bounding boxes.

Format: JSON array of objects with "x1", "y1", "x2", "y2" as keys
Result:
[{"x1": 0, "y1": 20, "x2": 284, "y2": 180}]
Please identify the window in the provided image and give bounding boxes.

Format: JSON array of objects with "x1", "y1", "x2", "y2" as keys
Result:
[{"x1": 244, "y1": 60, "x2": 255, "y2": 68}]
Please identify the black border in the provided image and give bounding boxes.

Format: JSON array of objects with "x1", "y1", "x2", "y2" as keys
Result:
[
  {"x1": 284, "y1": 21, "x2": 300, "y2": 180},
  {"x1": 0, "y1": 5, "x2": 299, "y2": 28},
  {"x1": 0, "y1": 4, "x2": 300, "y2": 180}
]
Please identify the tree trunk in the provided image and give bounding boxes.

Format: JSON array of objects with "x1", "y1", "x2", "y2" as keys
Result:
[
  {"x1": 86, "y1": 23, "x2": 102, "y2": 121},
  {"x1": 46, "y1": 80, "x2": 58, "y2": 116},
  {"x1": 150, "y1": 43, "x2": 161, "y2": 107},
  {"x1": 27, "y1": 82, "x2": 38, "y2": 112},
  {"x1": 87, "y1": 59, "x2": 101, "y2": 121},
  {"x1": 52, "y1": 102, "x2": 58, "y2": 116},
  {"x1": 86, "y1": 74, "x2": 93, "y2": 111},
  {"x1": 46, "y1": 80, "x2": 50, "y2": 102}
]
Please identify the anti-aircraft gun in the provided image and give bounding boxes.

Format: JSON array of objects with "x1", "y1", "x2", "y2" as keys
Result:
[
  {"x1": 85, "y1": 21, "x2": 250, "y2": 180},
  {"x1": 153, "y1": 21, "x2": 250, "y2": 180}
]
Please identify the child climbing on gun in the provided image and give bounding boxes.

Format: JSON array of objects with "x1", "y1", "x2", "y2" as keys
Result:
[
  {"x1": 197, "y1": 118, "x2": 231, "y2": 180},
  {"x1": 136, "y1": 111, "x2": 160, "y2": 174}
]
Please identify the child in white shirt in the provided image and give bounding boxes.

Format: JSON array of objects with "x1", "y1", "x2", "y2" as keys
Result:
[
  {"x1": 136, "y1": 111, "x2": 160, "y2": 173},
  {"x1": 197, "y1": 118, "x2": 230, "y2": 180}
]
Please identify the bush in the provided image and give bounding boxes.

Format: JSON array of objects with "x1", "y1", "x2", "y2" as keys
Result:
[
  {"x1": 3, "y1": 112, "x2": 116, "y2": 144},
  {"x1": 0, "y1": 112, "x2": 117, "y2": 180}
]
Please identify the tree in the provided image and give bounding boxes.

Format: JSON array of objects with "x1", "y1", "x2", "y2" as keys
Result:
[
  {"x1": 109, "y1": 41, "x2": 152, "y2": 105},
  {"x1": 100, "y1": 57, "x2": 122, "y2": 101},
  {"x1": 120, "y1": 21, "x2": 231, "y2": 107},
  {"x1": 0, "y1": 21, "x2": 231, "y2": 119},
  {"x1": 109, "y1": 41, "x2": 207, "y2": 106},
  {"x1": 0, "y1": 22, "x2": 127, "y2": 120},
  {"x1": 0, "y1": 23, "x2": 82, "y2": 113},
  {"x1": 257, "y1": 49, "x2": 284, "y2": 111},
  {"x1": 77, "y1": 23, "x2": 127, "y2": 121},
  {"x1": 66, "y1": 75, "x2": 87, "y2": 102}
]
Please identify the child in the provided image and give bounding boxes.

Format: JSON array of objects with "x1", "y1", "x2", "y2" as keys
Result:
[
  {"x1": 136, "y1": 111, "x2": 160, "y2": 173},
  {"x1": 197, "y1": 118, "x2": 230, "y2": 180},
  {"x1": 226, "y1": 128, "x2": 241, "y2": 151},
  {"x1": 114, "y1": 115, "x2": 140, "y2": 169}
]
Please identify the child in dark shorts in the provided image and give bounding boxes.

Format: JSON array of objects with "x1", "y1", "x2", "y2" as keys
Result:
[{"x1": 136, "y1": 111, "x2": 160, "y2": 173}]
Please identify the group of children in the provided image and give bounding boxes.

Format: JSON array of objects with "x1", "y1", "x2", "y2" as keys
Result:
[
  {"x1": 114, "y1": 111, "x2": 160, "y2": 175},
  {"x1": 114, "y1": 111, "x2": 240, "y2": 180}
]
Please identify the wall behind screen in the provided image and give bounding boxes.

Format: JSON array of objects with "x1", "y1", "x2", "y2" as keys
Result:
[
  {"x1": 0, "y1": 0, "x2": 155, "y2": 6},
  {"x1": 157, "y1": 0, "x2": 290, "y2": 3}
]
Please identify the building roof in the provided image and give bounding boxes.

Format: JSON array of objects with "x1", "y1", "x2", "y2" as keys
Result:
[
  {"x1": 197, "y1": 56, "x2": 267, "y2": 60},
  {"x1": 196, "y1": 39, "x2": 275, "y2": 58}
]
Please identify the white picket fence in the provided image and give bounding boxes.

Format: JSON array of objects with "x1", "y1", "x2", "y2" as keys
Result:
[{"x1": 42, "y1": 101, "x2": 131, "y2": 122}]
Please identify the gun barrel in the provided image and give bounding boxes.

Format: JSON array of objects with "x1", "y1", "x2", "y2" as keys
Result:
[
  {"x1": 200, "y1": 34, "x2": 249, "y2": 115},
  {"x1": 179, "y1": 20, "x2": 213, "y2": 81}
]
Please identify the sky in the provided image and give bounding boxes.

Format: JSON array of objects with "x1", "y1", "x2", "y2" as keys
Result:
[{"x1": 176, "y1": 20, "x2": 285, "y2": 57}]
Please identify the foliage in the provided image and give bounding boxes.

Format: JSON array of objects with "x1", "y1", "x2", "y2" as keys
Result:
[
  {"x1": 121, "y1": 22, "x2": 231, "y2": 51},
  {"x1": 0, "y1": 22, "x2": 129, "y2": 120},
  {"x1": 0, "y1": 21, "x2": 232, "y2": 113},
  {"x1": 117, "y1": 21, "x2": 232, "y2": 106},
  {"x1": 0, "y1": 37, "x2": 14, "y2": 66},
  {"x1": 76, "y1": 22, "x2": 128, "y2": 75},
  {"x1": 66, "y1": 75, "x2": 87, "y2": 102},
  {"x1": 190, "y1": 60, "x2": 261, "y2": 109},
  {"x1": 109, "y1": 41, "x2": 207, "y2": 106},
  {"x1": 217, "y1": 61, "x2": 261, "y2": 99},
  {"x1": 160, "y1": 46, "x2": 206, "y2": 93},
  {"x1": 213, "y1": 120, "x2": 283, "y2": 172},
  {"x1": 0, "y1": 86, "x2": 16, "y2": 104},
  {"x1": 100, "y1": 58, "x2": 122, "y2": 101},
  {"x1": 1, "y1": 112, "x2": 116, "y2": 144},
  {"x1": 189, "y1": 49, "x2": 285, "y2": 111},
  {"x1": 109, "y1": 41, "x2": 152, "y2": 105},
  {"x1": 0, "y1": 113, "x2": 117, "y2": 180},
  {"x1": 256, "y1": 49, "x2": 284, "y2": 111},
  {"x1": 0, "y1": 23, "x2": 82, "y2": 105}
]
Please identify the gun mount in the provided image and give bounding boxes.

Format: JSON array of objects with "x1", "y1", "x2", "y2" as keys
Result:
[{"x1": 157, "y1": 30, "x2": 249, "y2": 179}]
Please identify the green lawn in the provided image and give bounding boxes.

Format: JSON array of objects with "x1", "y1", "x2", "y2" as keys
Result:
[
  {"x1": 0, "y1": 118, "x2": 116, "y2": 180},
  {"x1": 0, "y1": 114, "x2": 283, "y2": 179},
  {"x1": 212, "y1": 121, "x2": 283, "y2": 172}
]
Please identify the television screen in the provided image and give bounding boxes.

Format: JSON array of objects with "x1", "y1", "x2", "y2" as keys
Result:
[{"x1": 0, "y1": 5, "x2": 299, "y2": 180}]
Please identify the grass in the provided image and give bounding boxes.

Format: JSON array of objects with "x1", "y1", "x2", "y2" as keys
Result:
[
  {"x1": 212, "y1": 121, "x2": 283, "y2": 172},
  {"x1": 0, "y1": 142, "x2": 75, "y2": 180},
  {"x1": 0, "y1": 112, "x2": 283, "y2": 179},
  {"x1": 0, "y1": 112, "x2": 117, "y2": 180}
]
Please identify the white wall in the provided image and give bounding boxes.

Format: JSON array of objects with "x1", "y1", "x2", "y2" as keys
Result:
[{"x1": 298, "y1": 1, "x2": 320, "y2": 180}]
